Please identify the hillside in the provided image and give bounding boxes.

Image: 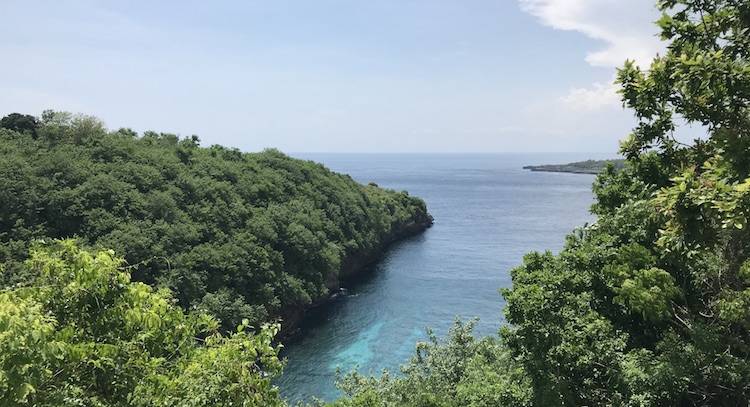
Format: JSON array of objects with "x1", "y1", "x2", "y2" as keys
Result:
[{"x1": 0, "y1": 111, "x2": 433, "y2": 333}]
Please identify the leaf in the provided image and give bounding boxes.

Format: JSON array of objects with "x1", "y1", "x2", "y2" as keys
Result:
[{"x1": 15, "y1": 383, "x2": 35, "y2": 403}]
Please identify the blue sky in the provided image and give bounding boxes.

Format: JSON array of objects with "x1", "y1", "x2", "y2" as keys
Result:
[{"x1": 0, "y1": 0, "x2": 665, "y2": 153}]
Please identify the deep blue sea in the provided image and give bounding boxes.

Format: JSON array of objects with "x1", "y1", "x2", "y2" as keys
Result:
[{"x1": 277, "y1": 153, "x2": 617, "y2": 404}]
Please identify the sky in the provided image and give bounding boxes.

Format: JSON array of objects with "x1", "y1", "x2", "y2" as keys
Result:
[{"x1": 0, "y1": 0, "x2": 667, "y2": 153}]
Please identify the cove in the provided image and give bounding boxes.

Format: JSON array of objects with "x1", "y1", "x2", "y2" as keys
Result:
[{"x1": 277, "y1": 153, "x2": 616, "y2": 403}]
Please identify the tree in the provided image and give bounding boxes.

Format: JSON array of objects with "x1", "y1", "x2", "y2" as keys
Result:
[
  {"x1": 0, "y1": 113, "x2": 38, "y2": 139},
  {"x1": 502, "y1": 0, "x2": 750, "y2": 404},
  {"x1": 0, "y1": 239, "x2": 284, "y2": 406}
]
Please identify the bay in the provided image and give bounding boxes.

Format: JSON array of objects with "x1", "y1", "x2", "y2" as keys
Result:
[{"x1": 277, "y1": 152, "x2": 617, "y2": 404}]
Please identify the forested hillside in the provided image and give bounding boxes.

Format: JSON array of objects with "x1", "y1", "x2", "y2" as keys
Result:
[
  {"x1": 0, "y1": 111, "x2": 432, "y2": 332},
  {"x1": 331, "y1": 0, "x2": 750, "y2": 405}
]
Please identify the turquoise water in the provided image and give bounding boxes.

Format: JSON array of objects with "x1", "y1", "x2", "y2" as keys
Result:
[{"x1": 277, "y1": 153, "x2": 616, "y2": 403}]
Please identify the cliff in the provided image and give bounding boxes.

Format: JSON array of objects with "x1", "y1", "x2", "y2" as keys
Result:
[{"x1": 279, "y1": 211, "x2": 433, "y2": 336}]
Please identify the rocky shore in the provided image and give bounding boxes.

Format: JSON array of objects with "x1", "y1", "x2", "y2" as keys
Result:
[{"x1": 278, "y1": 212, "x2": 434, "y2": 338}]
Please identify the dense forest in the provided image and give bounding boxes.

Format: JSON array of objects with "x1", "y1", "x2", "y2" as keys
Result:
[
  {"x1": 3, "y1": 0, "x2": 750, "y2": 405},
  {"x1": 0, "y1": 110, "x2": 432, "y2": 335}
]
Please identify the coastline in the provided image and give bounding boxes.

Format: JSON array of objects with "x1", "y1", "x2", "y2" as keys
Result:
[
  {"x1": 523, "y1": 158, "x2": 626, "y2": 175},
  {"x1": 522, "y1": 165, "x2": 601, "y2": 174},
  {"x1": 277, "y1": 212, "x2": 434, "y2": 338}
]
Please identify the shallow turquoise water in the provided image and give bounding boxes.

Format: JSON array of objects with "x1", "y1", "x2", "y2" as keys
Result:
[{"x1": 277, "y1": 153, "x2": 616, "y2": 403}]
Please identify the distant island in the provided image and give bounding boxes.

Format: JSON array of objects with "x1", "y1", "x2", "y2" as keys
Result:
[{"x1": 523, "y1": 159, "x2": 626, "y2": 174}]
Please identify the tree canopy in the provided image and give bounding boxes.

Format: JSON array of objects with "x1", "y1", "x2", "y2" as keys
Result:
[
  {"x1": 0, "y1": 112, "x2": 432, "y2": 333},
  {"x1": 0, "y1": 239, "x2": 284, "y2": 406},
  {"x1": 0, "y1": 113, "x2": 38, "y2": 139}
]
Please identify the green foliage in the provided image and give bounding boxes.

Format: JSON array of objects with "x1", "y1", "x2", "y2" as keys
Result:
[
  {"x1": 328, "y1": 318, "x2": 530, "y2": 407},
  {"x1": 0, "y1": 239, "x2": 283, "y2": 406},
  {"x1": 0, "y1": 113, "x2": 39, "y2": 139},
  {"x1": 0, "y1": 114, "x2": 432, "y2": 332},
  {"x1": 501, "y1": 1, "x2": 750, "y2": 404}
]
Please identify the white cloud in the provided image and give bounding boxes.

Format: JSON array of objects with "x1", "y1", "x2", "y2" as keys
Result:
[
  {"x1": 558, "y1": 75, "x2": 620, "y2": 110},
  {"x1": 520, "y1": 0, "x2": 664, "y2": 109}
]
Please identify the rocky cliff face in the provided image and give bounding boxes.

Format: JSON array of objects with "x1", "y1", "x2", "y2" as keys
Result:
[
  {"x1": 339, "y1": 212, "x2": 434, "y2": 280},
  {"x1": 279, "y1": 212, "x2": 434, "y2": 337}
]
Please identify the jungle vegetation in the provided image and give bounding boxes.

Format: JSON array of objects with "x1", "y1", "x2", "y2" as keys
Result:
[
  {"x1": 0, "y1": 111, "x2": 432, "y2": 405},
  {"x1": 0, "y1": 110, "x2": 432, "y2": 334},
  {"x1": 0, "y1": 240, "x2": 286, "y2": 406}
]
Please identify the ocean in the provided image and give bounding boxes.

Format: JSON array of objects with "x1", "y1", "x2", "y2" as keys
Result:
[{"x1": 276, "y1": 153, "x2": 616, "y2": 403}]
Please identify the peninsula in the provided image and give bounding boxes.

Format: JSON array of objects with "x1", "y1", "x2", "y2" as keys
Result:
[
  {"x1": 523, "y1": 158, "x2": 626, "y2": 174},
  {"x1": 0, "y1": 110, "x2": 433, "y2": 337}
]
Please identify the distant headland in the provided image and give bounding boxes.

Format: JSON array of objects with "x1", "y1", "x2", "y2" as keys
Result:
[{"x1": 523, "y1": 159, "x2": 626, "y2": 174}]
